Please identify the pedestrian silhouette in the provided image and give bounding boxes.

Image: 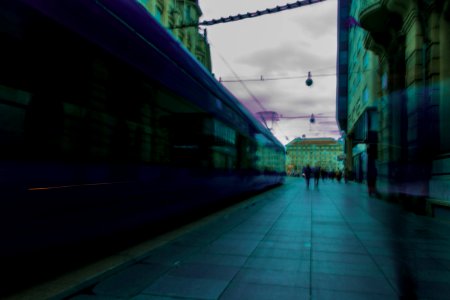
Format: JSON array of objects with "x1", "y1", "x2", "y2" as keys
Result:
[
  {"x1": 367, "y1": 159, "x2": 377, "y2": 196},
  {"x1": 313, "y1": 166, "x2": 321, "y2": 188},
  {"x1": 302, "y1": 165, "x2": 312, "y2": 189}
]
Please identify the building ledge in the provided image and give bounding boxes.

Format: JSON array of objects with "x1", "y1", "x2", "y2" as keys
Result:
[
  {"x1": 427, "y1": 198, "x2": 450, "y2": 219},
  {"x1": 359, "y1": 0, "x2": 389, "y2": 33},
  {"x1": 363, "y1": 32, "x2": 385, "y2": 55},
  {"x1": 428, "y1": 198, "x2": 450, "y2": 207}
]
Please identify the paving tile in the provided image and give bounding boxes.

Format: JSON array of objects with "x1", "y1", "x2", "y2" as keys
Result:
[
  {"x1": 70, "y1": 295, "x2": 124, "y2": 300},
  {"x1": 257, "y1": 240, "x2": 309, "y2": 251},
  {"x1": 171, "y1": 233, "x2": 217, "y2": 246},
  {"x1": 220, "y1": 232, "x2": 266, "y2": 241},
  {"x1": 365, "y1": 245, "x2": 429, "y2": 258},
  {"x1": 142, "y1": 276, "x2": 229, "y2": 299},
  {"x1": 312, "y1": 220, "x2": 347, "y2": 226},
  {"x1": 312, "y1": 251, "x2": 374, "y2": 264},
  {"x1": 230, "y1": 226, "x2": 270, "y2": 235},
  {"x1": 312, "y1": 260, "x2": 382, "y2": 278},
  {"x1": 311, "y1": 273, "x2": 396, "y2": 295},
  {"x1": 312, "y1": 236, "x2": 361, "y2": 247},
  {"x1": 311, "y1": 289, "x2": 398, "y2": 300},
  {"x1": 233, "y1": 268, "x2": 309, "y2": 288},
  {"x1": 251, "y1": 246, "x2": 310, "y2": 260},
  {"x1": 268, "y1": 228, "x2": 312, "y2": 236},
  {"x1": 184, "y1": 252, "x2": 248, "y2": 267},
  {"x1": 131, "y1": 295, "x2": 184, "y2": 300},
  {"x1": 167, "y1": 263, "x2": 240, "y2": 281},
  {"x1": 92, "y1": 263, "x2": 169, "y2": 297},
  {"x1": 428, "y1": 250, "x2": 450, "y2": 260},
  {"x1": 142, "y1": 244, "x2": 200, "y2": 265},
  {"x1": 381, "y1": 263, "x2": 450, "y2": 283},
  {"x1": 203, "y1": 239, "x2": 259, "y2": 256},
  {"x1": 270, "y1": 220, "x2": 307, "y2": 228},
  {"x1": 263, "y1": 232, "x2": 311, "y2": 243},
  {"x1": 411, "y1": 281, "x2": 450, "y2": 299},
  {"x1": 64, "y1": 179, "x2": 450, "y2": 299},
  {"x1": 312, "y1": 230, "x2": 356, "y2": 239},
  {"x1": 436, "y1": 258, "x2": 450, "y2": 271},
  {"x1": 313, "y1": 224, "x2": 350, "y2": 230},
  {"x1": 312, "y1": 242, "x2": 367, "y2": 254},
  {"x1": 372, "y1": 255, "x2": 447, "y2": 271},
  {"x1": 244, "y1": 257, "x2": 310, "y2": 272},
  {"x1": 219, "y1": 282, "x2": 309, "y2": 300},
  {"x1": 269, "y1": 224, "x2": 310, "y2": 232}
]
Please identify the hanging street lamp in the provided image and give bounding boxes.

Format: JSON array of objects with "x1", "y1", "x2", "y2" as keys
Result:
[{"x1": 305, "y1": 71, "x2": 313, "y2": 87}]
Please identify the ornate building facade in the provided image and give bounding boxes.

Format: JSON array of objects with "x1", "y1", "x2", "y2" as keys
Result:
[
  {"x1": 137, "y1": 0, "x2": 212, "y2": 71},
  {"x1": 346, "y1": 1, "x2": 381, "y2": 183},
  {"x1": 338, "y1": 0, "x2": 450, "y2": 213},
  {"x1": 286, "y1": 138, "x2": 344, "y2": 175}
]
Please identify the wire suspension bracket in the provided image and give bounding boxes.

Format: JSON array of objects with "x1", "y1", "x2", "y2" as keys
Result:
[{"x1": 170, "y1": 0, "x2": 328, "y2": 29}]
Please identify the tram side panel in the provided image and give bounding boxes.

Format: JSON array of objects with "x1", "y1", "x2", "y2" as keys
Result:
[{"x1": 0, "y1": 1, "x2": 284, "y2": 263}]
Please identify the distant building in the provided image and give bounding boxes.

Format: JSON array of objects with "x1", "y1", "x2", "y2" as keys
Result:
[
  {"x1": 285, "y1": 138, "x2": 344, "y2": 175},
  {"x1": 137, "y1": 0, "x2": 212, "y2": 71}
]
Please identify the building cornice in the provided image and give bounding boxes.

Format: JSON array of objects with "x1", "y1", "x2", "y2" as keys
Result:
[
  {"x1": 445, "y1": 0, "x2": 450, "y2": 21},
  {"x1": 359, "y1": 0, "x2": 387, "y2": 32},
  {"x1": 386, "y1": 0, "x2": 412, "y2": 18},
  {"x1": 402, "y1": 5, "x2": 418, "y2": 34},
  {"x1": 363, "y1": 32, "x2": 385, "y2": 55}
]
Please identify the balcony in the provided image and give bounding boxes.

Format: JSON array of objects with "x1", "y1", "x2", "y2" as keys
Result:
[
  {"x1": 360, "y1": 0, "x2": 382, "y2": 12},
  {"x1": 358, "y1": 0, "x2": 388, "y2": 33}
]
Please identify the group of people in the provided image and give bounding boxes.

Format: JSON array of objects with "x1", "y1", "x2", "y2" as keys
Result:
[
  {"x1": 301, "y1": 165, "x2": 345, "y2": 188},
  {"x1": 300, "y1": 164, "x2": 378, "y2": 196}
]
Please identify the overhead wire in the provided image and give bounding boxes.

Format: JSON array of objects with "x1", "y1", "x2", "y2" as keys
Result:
[
  {"x1": 220, "y1": 72, "x2": 336, "y2": 83},
  {"x1": 219, "y1": 68, "x2": 378, "y2": 83},
  {"x1": 196, "y1": 0, "x2": 338, "y2": 133},
  {"x1": 170, "y1": 0, "x2": 328, "y2": 29},
  {"x1": 215, "y1": 51, "x2": 271, "y2": 129}
]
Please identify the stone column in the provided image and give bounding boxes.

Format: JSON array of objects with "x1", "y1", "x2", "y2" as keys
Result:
[
  {"x1": 430, "y1": 3, "x2": 450, "y2": 203},
  {"x1": 439, "y1": 3, "x2": 450, "y2": 153},
  {"x1": 401, "y1": 4, "x2": 432, "y2": 197}
]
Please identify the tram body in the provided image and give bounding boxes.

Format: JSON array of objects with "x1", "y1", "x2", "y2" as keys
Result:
[{"x1": 0, "y1": 0, "x2": 285, "y2": 264}]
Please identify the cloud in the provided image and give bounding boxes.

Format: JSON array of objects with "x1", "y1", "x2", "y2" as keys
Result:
[
  {"x1": 234, "y1": 42, "x2": 336, "y2": 75},
  {"x1": 222, "y1": 77, "x2": 338, "y2": 127},
  {"x1": 200, "y1": 0, "x2": 339, "y2": 142},
  {"x1": 290, "y1": 2, "x2": 337, "y2": 38}
]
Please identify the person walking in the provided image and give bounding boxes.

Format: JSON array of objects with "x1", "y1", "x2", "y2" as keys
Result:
[
  {"x1": 313, "y1": 166, "x2": 321, "y2": 188},
  {"x1": 321, "y1": 168, "x2": 327, "y2": 182},
  {"x1": 302, "y1": 164, "x2": 312, "y2": 189},
  {"x1": 367, "y1": 160, "x2": 377, "y2": 196},
  {"x1": 336, "y1": 169, "x2": 342, "y2": 182}
]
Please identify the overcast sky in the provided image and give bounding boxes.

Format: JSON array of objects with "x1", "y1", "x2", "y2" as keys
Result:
[{"x1": 198, "y1": 0, "x2": 339, "y2": 144}]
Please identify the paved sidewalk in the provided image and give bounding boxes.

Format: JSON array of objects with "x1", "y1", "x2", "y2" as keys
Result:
[{"x1": 61, "y1": 178, "x2": 450, "y2": 299}]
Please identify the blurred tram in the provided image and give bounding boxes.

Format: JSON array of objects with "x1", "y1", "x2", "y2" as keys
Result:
[{"x1": 0, "y1": 0, "x2": 285, "y2": 276}]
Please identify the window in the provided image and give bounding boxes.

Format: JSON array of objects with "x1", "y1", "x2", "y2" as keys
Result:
[
  {"x1": 363, "y1": 87, "x2": 369, "y2": 104},
  {"x1": 155, "y1": 6, "x2": 163, "y2": 22},
  {"x1": 363, "y1": 52, "x2": 369, "y2": 68},
  {"x1": 184, "y1": 5, "x2": 191, "y2": 22}
]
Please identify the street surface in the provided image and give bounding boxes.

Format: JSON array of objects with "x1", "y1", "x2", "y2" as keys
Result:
[{"x1": 12, "y1": 177, "x2": 450, "y2": 299}]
